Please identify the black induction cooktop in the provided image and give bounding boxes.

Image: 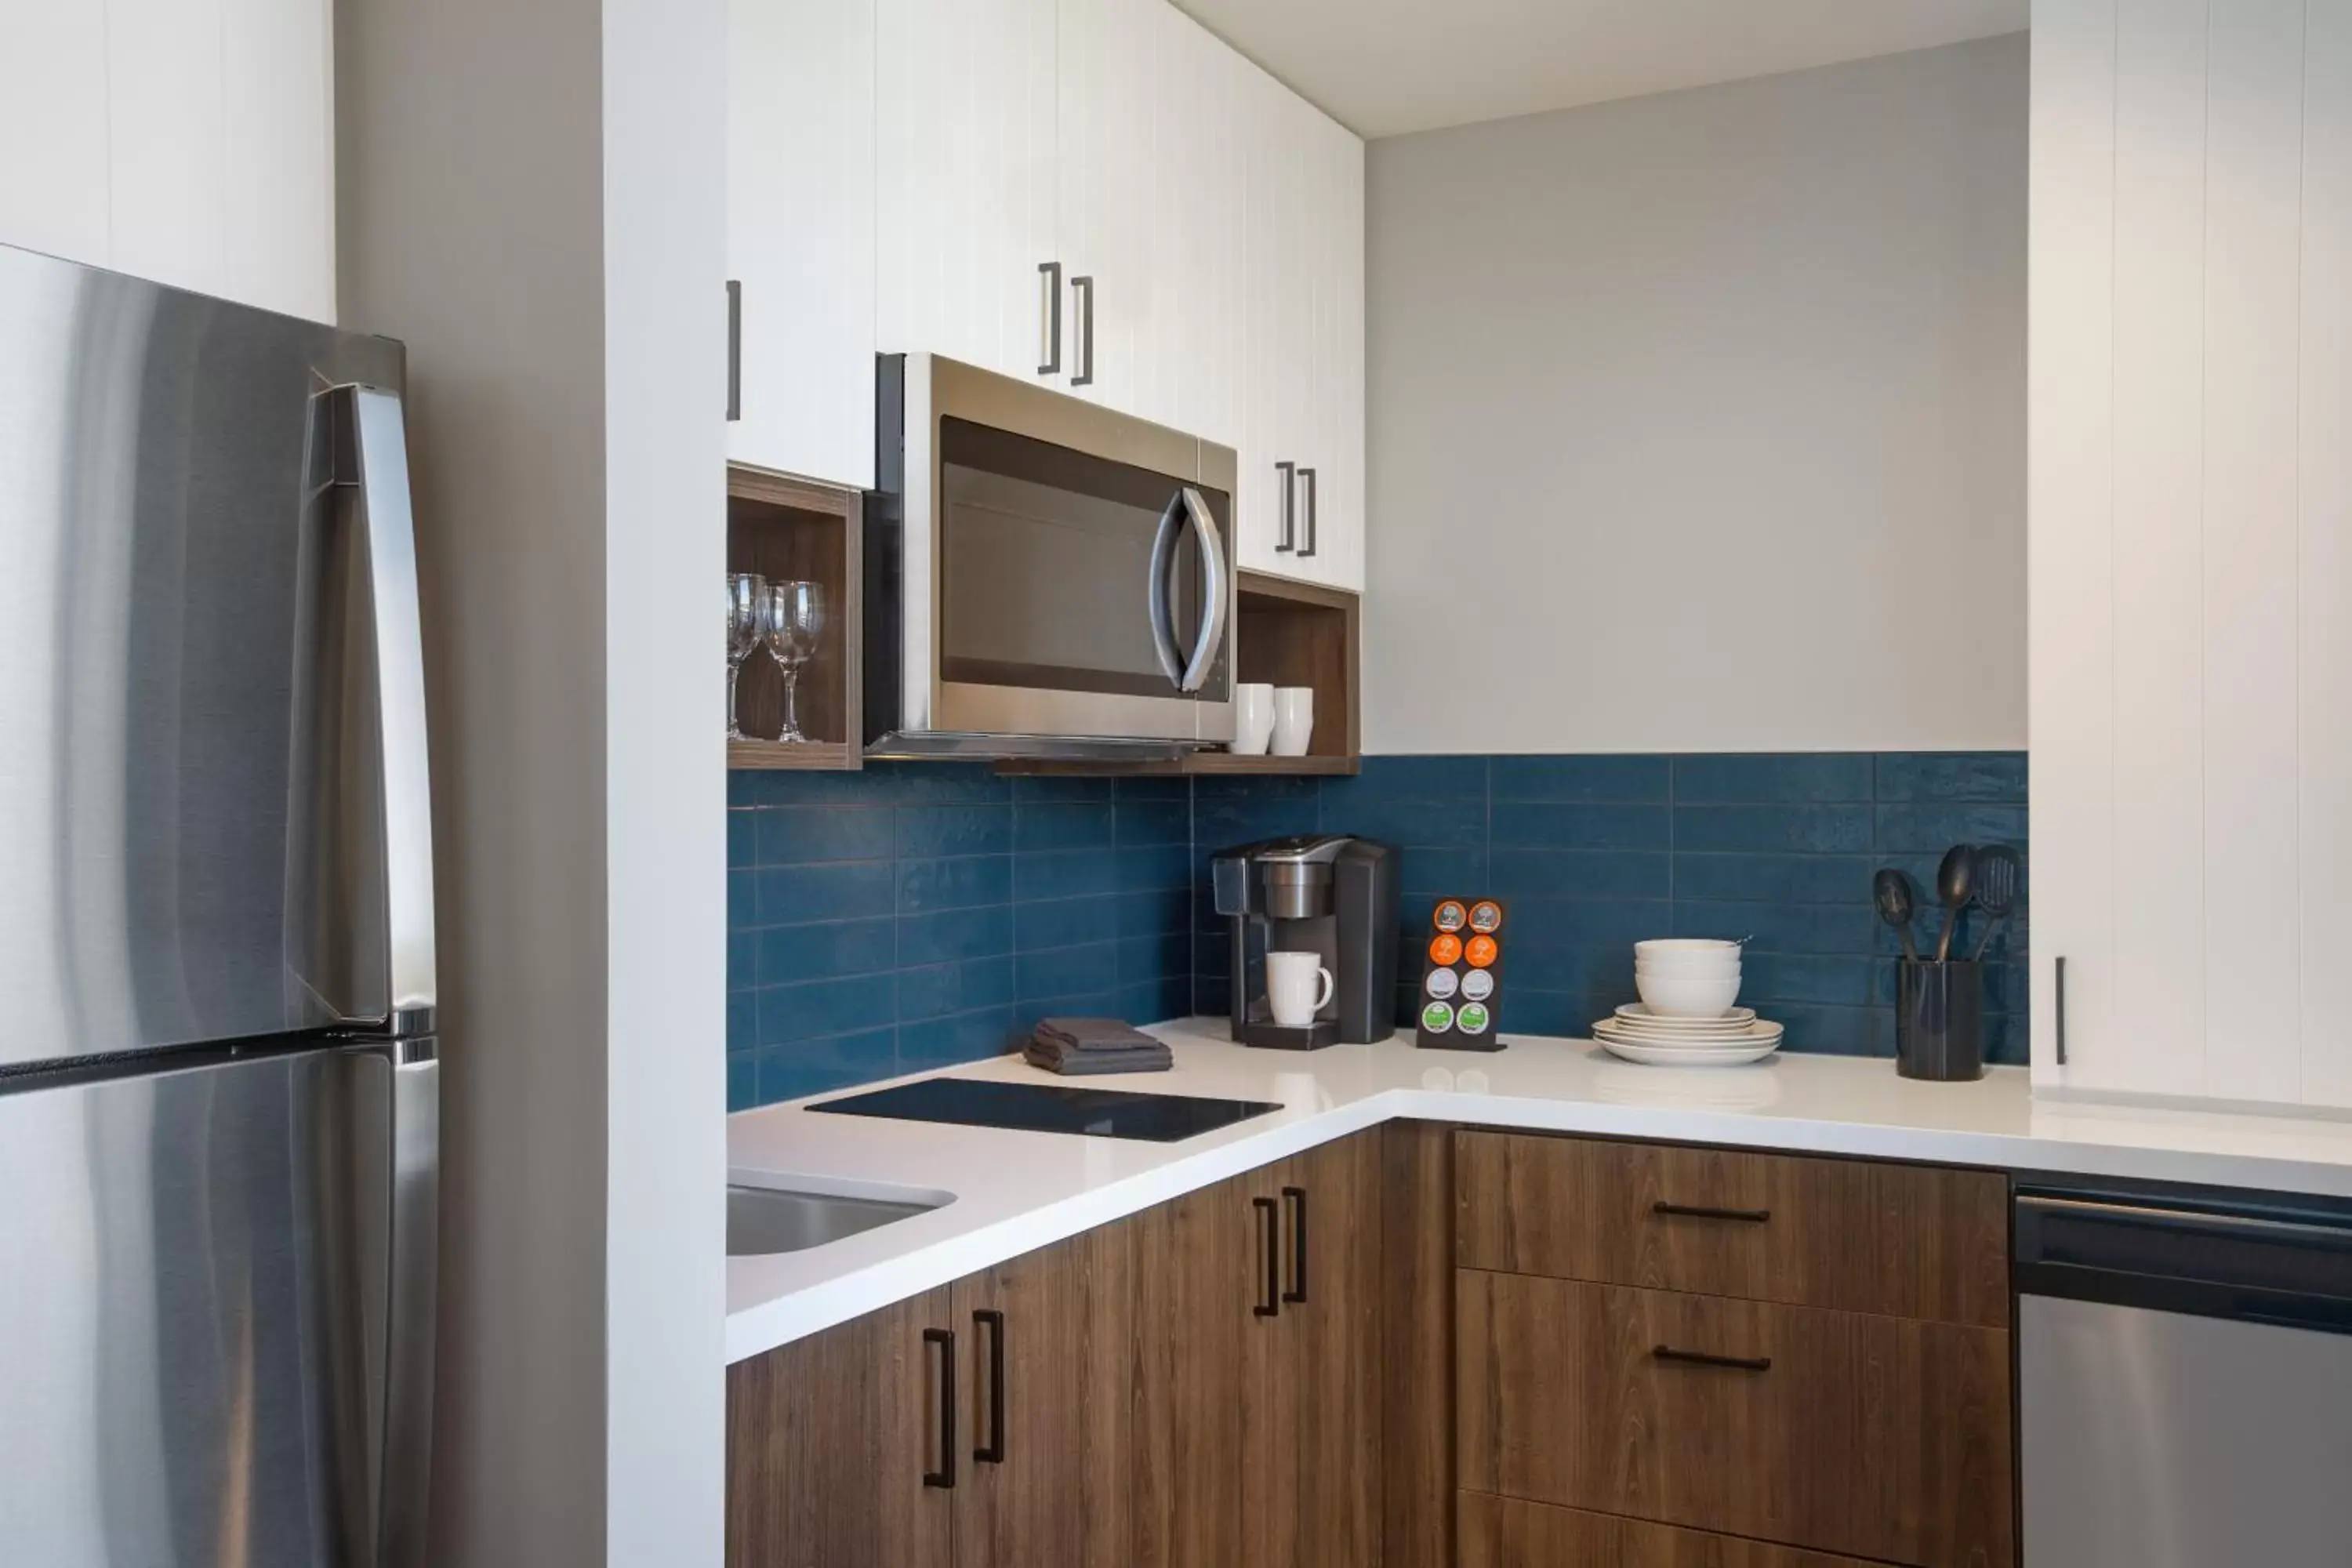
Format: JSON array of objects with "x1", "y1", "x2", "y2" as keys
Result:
[{"x1": 806, "y1": 1077, "x2": 1282, "y2": 1142}]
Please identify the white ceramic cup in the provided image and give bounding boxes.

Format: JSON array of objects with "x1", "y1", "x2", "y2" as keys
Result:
[
  {"x1": 1232, "y1": 682, "x2": 1275, "y2": 755},
  {"x1": 1271, "y1": 687, "x2": 1315, "y2": 757},
  {"x1": 1266, "y1": 950, "x2": 1335, "y2": 1028}
]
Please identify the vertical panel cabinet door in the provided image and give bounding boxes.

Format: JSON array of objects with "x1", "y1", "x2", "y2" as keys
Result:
[
  {"x1": 875, "y1": 0, "x2": 1058, "y2": 385},
  {"x1": 951, "y1": 1212, "x2": 1165, "y2": 1568},
  {"x1": 1156, "y1": 1167, "x2": 1261, "y2": 1568},
  {"x1": 726, "y1": 1286, "x2": 956, "y2": 1568},
  {"x1": 728, "y1": 0, "x2": 878, "y2": 490},
  {"x1": 1269, "y1": 1131, "x2": 1382, "y2": 1568}
]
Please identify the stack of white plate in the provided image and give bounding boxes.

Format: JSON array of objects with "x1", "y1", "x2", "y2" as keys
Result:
[{"x1": 1592, "y1": 1004, "x2": 1784, "y2": 1065}]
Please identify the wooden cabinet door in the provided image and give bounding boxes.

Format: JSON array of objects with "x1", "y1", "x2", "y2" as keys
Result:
[
  {"x1": 726, "y1": 0, "x2": 877, "y2": 489},
  {"x1": 1457, "y1": 1272, "x2": 2013, "y2": 1568},
  {"x1": 726, "y1": 1286, "x2": 955, "y2": 1568},
  {"x1": 951, "y1": 1210, "x2": 1163, "y2": 1568},
  {"x1": 1154, "y1": 1167, "x2": 1270, "y2": 1568},
  {"x1": 1272, "y1": 1131, "x2": 1383, "y2": 1568},
  {"x1": 1459, "y1": 1492, "x2": 1896, "y2": 1568}
]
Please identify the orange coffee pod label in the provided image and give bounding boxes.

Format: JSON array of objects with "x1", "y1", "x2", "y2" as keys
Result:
[
  {"x1": 1433, "y1": 900, "x2": 1468, "y2": 932},
  {"x1": 1428, "y1": 932, "x2": 1463, "y2": 967},
  {"x1": 1469, "y1": 900, "x2": 1504, "y2": 934},
  {"x1": 1464, "y1": 934, "x2": 1498, "y2": 968}
]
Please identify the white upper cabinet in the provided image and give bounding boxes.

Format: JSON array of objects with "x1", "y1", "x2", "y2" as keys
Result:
[
  {"x1": 728, "y1": 0, "x2": 877, "y2": 489},
  {"x1": 2030, "y1": 0, "x2": 2352, "y2": 1111},
  {"x1": 871, "y1": 0, "x2": 1362, "y2": 590}
]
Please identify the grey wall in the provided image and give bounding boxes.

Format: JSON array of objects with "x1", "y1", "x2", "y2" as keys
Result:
[{"x1": 1365, "y1": 34, "x2": 2027, "y2": 755}]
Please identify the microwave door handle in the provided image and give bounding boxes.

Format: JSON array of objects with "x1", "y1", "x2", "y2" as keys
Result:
[
  {"x1": 1146, "y1": 491, "x2": 1188, "y2": 688},
  {"x1": 1178, "y1": 486, "x2": 1227, "y2": 694}
]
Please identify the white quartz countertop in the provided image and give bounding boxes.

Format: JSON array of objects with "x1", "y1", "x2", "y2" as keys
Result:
[{"x1": 724, "y1": 1017, "x2": 2352, "y2": 1364}]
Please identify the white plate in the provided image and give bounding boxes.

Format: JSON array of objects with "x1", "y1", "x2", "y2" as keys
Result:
[
  {"x1": 1595, "y1": 1018, "x2": 1783, "y2": 1047},
  {"x1": 1616, "y1": 1003, "x2": 1757, "y2": 1027},
  {"x1": 1597, "y1": 1036, "x2": 1780, "y2": 1066}
]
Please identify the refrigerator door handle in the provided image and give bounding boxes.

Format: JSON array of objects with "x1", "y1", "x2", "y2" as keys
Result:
[{"x1": 345, "y1": 387, "x2": 439, "y2": 1024}]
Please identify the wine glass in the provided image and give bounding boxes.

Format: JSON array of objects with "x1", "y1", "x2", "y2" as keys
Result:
[
  {"x1": 760, "y1": 580, "x2": 826, "y2": 742},
  {"x1": 726, "y1": 572, "x2": 767, "y2": 740}
]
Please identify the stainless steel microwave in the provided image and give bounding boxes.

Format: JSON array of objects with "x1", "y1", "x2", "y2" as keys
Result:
[{"x1": 866, "y1": 354, "x2": 1236, "y2": 760}]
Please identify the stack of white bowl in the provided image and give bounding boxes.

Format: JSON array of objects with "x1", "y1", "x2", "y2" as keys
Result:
[{"x1": 1592, "y1": 939, "x2": 1783, "y2": 1065}]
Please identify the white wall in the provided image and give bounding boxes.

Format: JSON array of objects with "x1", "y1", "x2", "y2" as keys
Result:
[
  {"x1": 1363, "y1": 34, "x2": 2027, "y2": 754},
  {"x1": 336, "y1": 0, "x2": 726, "y2": 1559},
  {"x1": 0, "y1": 0, "x2": 336, "y2": 321}
]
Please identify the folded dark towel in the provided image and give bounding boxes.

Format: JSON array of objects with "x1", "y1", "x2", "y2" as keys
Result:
[
  {"x1": 1033, "y1": 1016, "x2": 1158, "y2": 1052},
  {"x1": 1024, "y1": 1037, "x2": 1173, "y2": 1076}
]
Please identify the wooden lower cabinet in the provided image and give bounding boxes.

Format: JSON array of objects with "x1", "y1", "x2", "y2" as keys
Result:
[
  {"x1": 727, "y1": 1286, "x2": 955, "y2": 1568},
  {"x1": 1459, "y1": 1492, "x2": 1898, "y2": 1568},
  {"x1": 1456, "y1": 1270, "x2": 2013, "y2": 1568}
]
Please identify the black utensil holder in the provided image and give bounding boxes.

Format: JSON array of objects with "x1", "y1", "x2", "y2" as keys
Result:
[{"x1": 1896, "y1": 958, "x2": 1984, "y2": 1082}]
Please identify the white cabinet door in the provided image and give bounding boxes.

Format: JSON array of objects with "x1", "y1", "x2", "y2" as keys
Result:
[
  {"x1": 1235, "y1": 61, "x2": 1312, "y2": 579},
  {"x1": 875, "y1": 0, "x2": 1058, "y2": 383},
  {"x1": 728, "y1": 0, "x2": 876, "y2": 488},
  {"x1": 1055, "y1": 0, "x2": 1152, "y2": 416},
  {"x1": 1307, "y1": 107, "x2": 1365, "y2": 592}
]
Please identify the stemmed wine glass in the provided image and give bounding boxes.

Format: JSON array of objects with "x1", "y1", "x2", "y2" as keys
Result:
[
  {"x1": 726, "y1": 572, "x2": 768, "y2": 740},
  {"x1": 760, "y1": 580, "x2": 826, "y2": 743}
]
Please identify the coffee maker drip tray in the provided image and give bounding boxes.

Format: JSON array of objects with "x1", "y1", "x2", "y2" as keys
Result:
[{"x1": 1237, "y1": 1011, "x2": 1341, "y2": 1051}]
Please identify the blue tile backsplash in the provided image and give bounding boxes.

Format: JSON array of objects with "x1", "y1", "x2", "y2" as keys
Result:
[
  {"x1": 727, "y1": 764, "x2": 1193, "y2": 1111},
  {"x1": 1190, "y1": 752, "x2": 2027, "y2": 1066},
  {"x1": 728, "y1": 750, "x2": 2026, "y2": 1111}
]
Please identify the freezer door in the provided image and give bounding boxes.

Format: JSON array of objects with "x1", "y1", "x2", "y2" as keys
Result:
[
  {"x1": 0, "y1": 243, "x2": 437, "y2": 1068},
  {"x1": 0, "y1": 1040, "x2": 438, "y2": 1568}
]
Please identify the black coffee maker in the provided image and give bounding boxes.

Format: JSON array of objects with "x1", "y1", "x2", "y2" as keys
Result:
[{"x1": 1211, "y1": 835, "x2": 1399, "y2": 1049}]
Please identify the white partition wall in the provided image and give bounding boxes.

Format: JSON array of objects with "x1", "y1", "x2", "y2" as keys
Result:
[{"x1": 2031, "y1": 0, "x2": 2352, "y2": 1109}]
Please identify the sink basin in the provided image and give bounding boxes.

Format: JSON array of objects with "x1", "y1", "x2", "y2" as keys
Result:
[{"x1": 726, "y1": 1180, "x2": 950, "y2": 1257}]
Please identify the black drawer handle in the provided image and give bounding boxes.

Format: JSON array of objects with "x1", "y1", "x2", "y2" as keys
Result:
[
  {"x1": 1253, "y1": 1196, "x2": 1280, "y2": 1318},
  {"x1": 1282, "y1": 1186, "x2": 1308, "y2": 1304},
  {"x1": 923, "y1": 1327, "x2": 956, "y2": 1488},
  {"x1": 973, "y1": 1309, "x2": 1006, "y2": 1464},
  {"x1": 1653, "y1": 1344, "x2": 1772, "y2": 1373},
  {"x1": 1653, "y1": 1201, "x2": 1771, "y2": 1224}
]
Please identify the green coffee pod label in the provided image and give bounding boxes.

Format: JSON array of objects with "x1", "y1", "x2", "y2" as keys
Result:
[
  {"x1": 1421, "y1": 999, "x2": 1456, "y2": 1033},
  {"x1": 1457, "y1": 1001, "x2": 1491, "y2": 1033}
]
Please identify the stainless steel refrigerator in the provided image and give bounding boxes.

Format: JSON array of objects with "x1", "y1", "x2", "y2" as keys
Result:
[{"x1": 0, "y1": 242, "x2": 437, "y2": 1568}]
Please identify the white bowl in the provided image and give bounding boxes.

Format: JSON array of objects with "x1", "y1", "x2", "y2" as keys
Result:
[
  {"x1": 1635, "y1": 967, "x2": 1744, "y2": 1018},
  {"x1": 1635, "y1": 938, "x2": 1743, "y2": 961},
  {"x1": 1636, "y1": 955, "x2": 1741, "y2": 971},
  {"x1": 1636, "y1": 963, "x2": 1741, "y2": 980}
]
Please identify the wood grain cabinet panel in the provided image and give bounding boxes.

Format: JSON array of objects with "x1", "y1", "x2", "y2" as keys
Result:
[
  {"x1": 1460, "y1": 1491, "x2": 1904, "y2": 1568},
  {"x1": 1454, "y1": 1133, "x2": 2009, "y2": 1328},
  {"x1": 1456, "y1": 1272, "x2": 2013, "y2": 1568},
  {"x1": 726, "y1": 1286, "x2": 955, "y2": 1568}
]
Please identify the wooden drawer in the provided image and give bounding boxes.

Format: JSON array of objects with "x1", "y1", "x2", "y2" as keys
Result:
[
  {"x1": 1454, "y1": 1132, "x2": 2009, "y2": 1328},
  {"x1": 1455, "y1": 1271, "x2": 2013, "y2": 1568},
  {"x1": 1459, "y1": 1491, "x2": 1901, "y2": 1568}
]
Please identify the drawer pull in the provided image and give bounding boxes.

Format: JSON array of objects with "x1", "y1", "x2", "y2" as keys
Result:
[
  {"x1": 1253, "y1": 1196, "x2": 1281, "y2": 1318},
  {"x1": 1653, "y1": 1345, "x2": 1773, "y2": 1373},
  {"x1": 1653, "y1": 1201, "x2": 1771, "y2": 1224}
]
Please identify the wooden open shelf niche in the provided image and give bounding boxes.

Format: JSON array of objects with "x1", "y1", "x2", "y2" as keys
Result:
[
  {"x1": 1000, "y1": 569, "x2": 1360, "y2": 777},
  {"x1": 727, "y1": 467, "x2": 862, "y2": 771}
]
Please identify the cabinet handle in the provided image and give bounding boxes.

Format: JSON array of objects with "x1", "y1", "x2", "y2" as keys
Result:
[
  {"x1": 1037, "y1": 262, "x2": 1062, "y2": 376},
  {"x1": 1652, "y1": 1201, "x2": 1771, "y2": 1224},
  {"x1": 725, "y1": 279, "x2": 742, "y2": 422},
  {"x1": 1252, "y1": 1195, "x2": 1280, "y2": 1318},
  {"x1": 1297, "y1": 466, "x2": 1317, "y2": 558},
  {"x1": 1070, "y1": 274, "x2": 1094, "y2": 387},
  {"x1": 2056, "y1": 956, "x2": 2068, "y2": 1065},
  {"x1": 972, "y1": 1309, "x2": 1006, "y2": 1465},
  {"x1": 1653, "y1": 1345, "x2": 1773, "y2": 1374},
  {"x1": 1282, "y1": 1186, "x2": 1308, "y2": 1304},
  {"x1": 1276, "y1": 462, "x2": 1296, "y2": 552},
  {"x1": 922, "y1": 1327, "x2": 956, "y2": 1489}
]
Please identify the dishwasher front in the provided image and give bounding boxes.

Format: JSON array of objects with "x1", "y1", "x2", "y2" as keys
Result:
[{"x1": 2017, "y1": 1178, "x2": 2352, "y2": 1567}]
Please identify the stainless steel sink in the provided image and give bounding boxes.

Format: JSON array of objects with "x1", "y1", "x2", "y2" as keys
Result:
[{"x1": 726, "y1": 1181, "x2": 950, "y2": 1257}]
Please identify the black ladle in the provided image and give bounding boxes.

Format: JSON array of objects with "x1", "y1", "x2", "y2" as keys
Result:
[
  {"x1": 1873, "y1": 868, "x2": 1920, "y2": 963},
  {"x1": 1969, "y1": 844, "x2": 2022, "y2": 960},
  {"x1": 1933, "y1": 843, "x2": 1975, "y2": 962}
]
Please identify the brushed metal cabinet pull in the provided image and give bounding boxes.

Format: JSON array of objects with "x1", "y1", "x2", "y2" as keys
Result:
[
  {"x1": 972, "y1": 1309, "x2": 1006, "y2": 1464},
  {"x1": 2056, "y1": 955, "x2": 2068, "y2": 1065},
  {"x1": 1252, "y1": 1195, "x2": 1280, "y2": 1318},
  {"x1": 1653, "y1": 1345, "x2": 1773, "y2": 1373},
  {"x1": 1653, "y1": 1202, "x2": 1771, "y2": 1224},
  {"x1": 923, "y1": 1327, "x2": 956, "y2": 1488},
  {"x1": 1070, "y1": 274, "x2": 1094, "y2": 387},
  {"x1": 725, "y1": 280, "x2": 742, "y2": 422},
  {"x1": 1276, "y1": 461, "x2": 1296, "y2": 552},
  {"x1": 1037, "y1": 262, "x2": 1062, "y2": 376},
  {"x1": 1296, "y1": 466, "x2": 1317, "y2": 557},
  {"x1": 1282, "y1": 1186, "x2": 1308, "y2": 1304}
]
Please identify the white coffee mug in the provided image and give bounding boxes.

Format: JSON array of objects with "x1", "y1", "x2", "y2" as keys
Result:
[
  {"x1": 1232, "y1": 682, "x2": 1275, "y2": 755},
  {"x1": 1266, "y1": 950, "x2": 1334, "y2": 1028},
  {"x1": 1271, "y1": 686, "x2": 1315, "y2": 757}
]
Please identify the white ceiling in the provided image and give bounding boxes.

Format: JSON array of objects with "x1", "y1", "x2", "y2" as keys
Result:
[{"x1": 1171, "y1": 0, "x2": 2029, "y2": 139}]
